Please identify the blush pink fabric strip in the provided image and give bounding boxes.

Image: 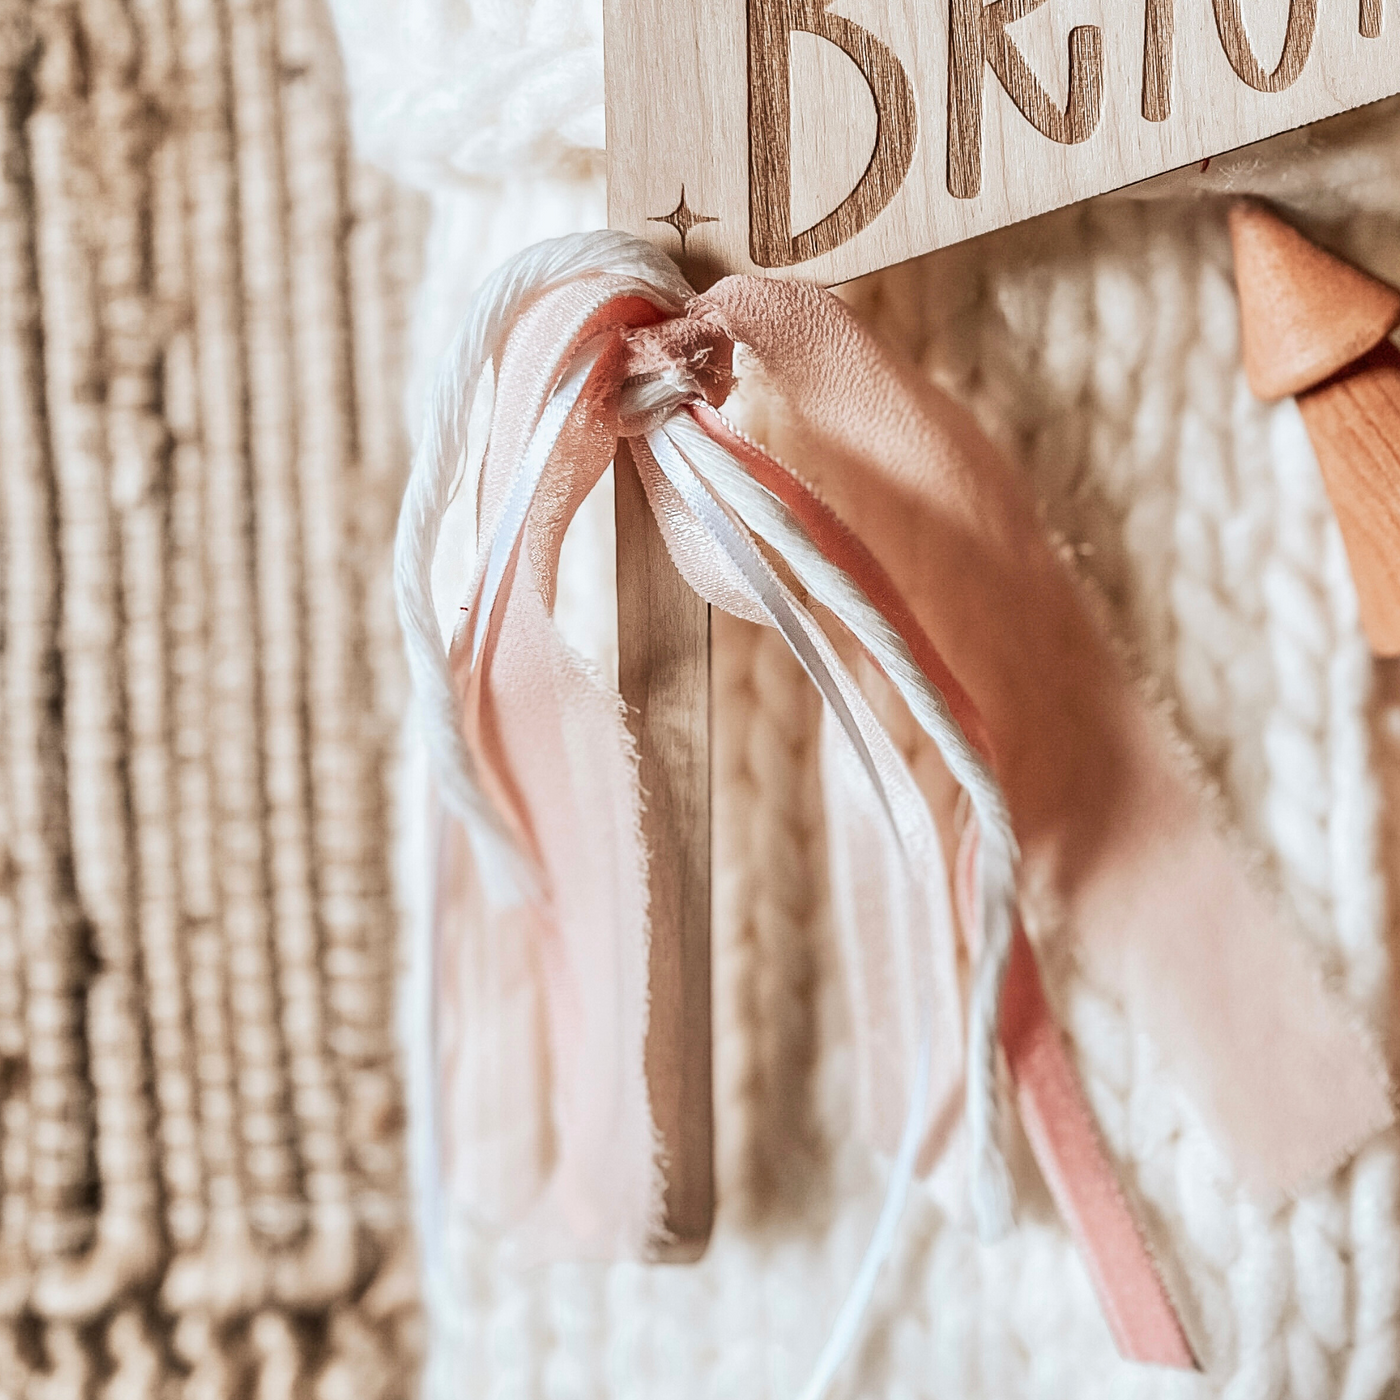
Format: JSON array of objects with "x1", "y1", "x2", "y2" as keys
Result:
[
  {"x1": 684, "y1": 276, "x2": 1393, "y2": 1199},
  {"x1": 952, "y1": 825, "x2": 1197, "y2": 1370},
  {"x1": 1002, "y1": 921, "x2": 1197, "y2": 1369},
  {"x1": 448, "y1": 284, "x2": 673, "y2": 1259},
  {"x1": 701, "y1": 402, "x2": 1194, "y2": 1368},
  {"x1": 430, "y1": 258, "x2": 1391, "y2": 1370}
]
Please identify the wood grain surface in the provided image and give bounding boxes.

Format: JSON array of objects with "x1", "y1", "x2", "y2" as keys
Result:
[
  {"x1": 614, "y1": 443, "x2": 714, "y2": 1261},
  {"x1": 606, "y1": 0, "x2": 1400, "y2": 286},
  {"x1": 1229, "y1": 199, "x2": 1400, "y2": 657},
  {"x1": 1299, "y1": 343, "x2": 1400, "y2": 657}
]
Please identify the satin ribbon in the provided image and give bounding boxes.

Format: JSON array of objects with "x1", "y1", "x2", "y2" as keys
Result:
[{"x1": 396, "y1": 233, "x2": 1392, "y2": 1385}]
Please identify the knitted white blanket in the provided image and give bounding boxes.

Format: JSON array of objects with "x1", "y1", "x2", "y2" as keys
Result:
[{"x1": 329, "y1": 2, "x2": 1400, "y2": 1392}]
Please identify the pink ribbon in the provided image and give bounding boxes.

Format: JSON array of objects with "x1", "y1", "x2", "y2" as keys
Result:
[
  {"x1": 400, "y1": 236, "x2": 1392, "y2": 1379},
  {"x1": 706, "y1": 404, "x2": 1195, "y2": 1367}
]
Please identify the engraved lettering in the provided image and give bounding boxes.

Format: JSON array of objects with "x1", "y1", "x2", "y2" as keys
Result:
[
  {"x1": 948, "y1": 0, "x2": 1104, "y2": 200},
  {"x1": 1212, "y1": 0, "x2": 1317, "y2": 91},
  {"x1": 748, "y1": 0, "x2": 917, "y2": 268},
  {"x1": 1143, "y1": 0, "x2": 1173, "y2": 120}
]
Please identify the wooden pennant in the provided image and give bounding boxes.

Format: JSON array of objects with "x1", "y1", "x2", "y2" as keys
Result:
[
  {"x1": 605, "y1": 0, "x2": 1400, "y2": 287},
  {"x1": 1231, "y1": 200, "x2": 1400, "y2": 655}
]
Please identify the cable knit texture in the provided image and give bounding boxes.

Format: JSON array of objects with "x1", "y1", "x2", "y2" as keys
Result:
[{"x1": 326, "y1": 2, "x2": 1400, "y2": 1394}]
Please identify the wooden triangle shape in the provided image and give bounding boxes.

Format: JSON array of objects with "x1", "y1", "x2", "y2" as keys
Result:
[{"x1": 1230, "y1": 200, "x2": 1400, "y2": 401}]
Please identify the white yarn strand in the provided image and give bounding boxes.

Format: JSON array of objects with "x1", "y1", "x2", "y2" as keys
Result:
[
  {"x1": 643, "y1": 425, "x2": 942, "y2": 1396},
  {"x1": 662, "y1": 412, "x2": 1020, "y2": 1238},
  {"x1": 469, "y1": 338, "x2": 605, "y2": 662},
  {"x1": 798, "y1": 1020, "x2": 933, "y2": 1400},
  {"x1": 394, "y1": 232, "x2": 690, "y2": 903},
  {"x1": 643, "y1": 429, "x2": 903, "y2": 843}
]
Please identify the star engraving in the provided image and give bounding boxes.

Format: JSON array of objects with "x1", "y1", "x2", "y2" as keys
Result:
[{"x1": 649, "y1": 186, "x2": 718, "y2": 253}]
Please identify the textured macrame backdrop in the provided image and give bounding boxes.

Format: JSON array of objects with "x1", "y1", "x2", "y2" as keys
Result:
[
  {"x1": 326, "y1": 1, "x2": 1400, "y2": 1393},
  {"x1": 11, "y1": 0, "x2": 1400, "y2": 1389},
  {"x1": 0, "y1": 0, "x2": 427, "y2": 1393}
]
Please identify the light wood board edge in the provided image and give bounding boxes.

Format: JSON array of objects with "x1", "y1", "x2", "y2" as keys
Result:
[
  {"x1": 614, "y1": 441, "x2": 714, "y2": 1262},
  {"x1": 605, "y1": 0, "x2": 1400, "y2": 288}
]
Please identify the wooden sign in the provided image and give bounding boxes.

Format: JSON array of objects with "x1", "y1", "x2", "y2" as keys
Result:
[{"x1": 605, "y1": 0, "x2": 1400, "y2": 285}]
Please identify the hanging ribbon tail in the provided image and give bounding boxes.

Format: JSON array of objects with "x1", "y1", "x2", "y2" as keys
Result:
[
  {"x1": 632, "y1": 422, "x2": 968, "y2": 1173},
  {"x1": 442, "y1": 278, "x2": 685, "y2": 1260},
  {"x1": 685, "y1": 274, "x2": 1394, "y2": 1200},
  {"x1": 952, "y1": 825, "x2": 1198, "y2": 1371},
  {"x1": 1001, "y1": 921, "x2": 1199, "y2": 1371},
  {"x1": 689, "y1": 401, "x2": 1196, "y2": 1369}
]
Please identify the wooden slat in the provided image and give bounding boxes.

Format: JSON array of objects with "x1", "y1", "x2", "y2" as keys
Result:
[{"x1": 614, "y1": 442, "x2": 714, "y2": 1261}]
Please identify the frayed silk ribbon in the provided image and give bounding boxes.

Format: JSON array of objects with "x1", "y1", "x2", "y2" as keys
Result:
[{"x1": 396, "y1": 232, "x2": 1392, "y2": 1385}]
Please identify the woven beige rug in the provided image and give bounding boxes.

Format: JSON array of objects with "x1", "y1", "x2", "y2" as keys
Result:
[{"x1": 0, "y1": 0, "x2": 423, "y2": 1392}]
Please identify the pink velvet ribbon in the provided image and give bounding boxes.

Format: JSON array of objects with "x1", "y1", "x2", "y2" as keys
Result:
[{"x1": 423, "y1": 259, "x2": 1393, "y2": 1371}]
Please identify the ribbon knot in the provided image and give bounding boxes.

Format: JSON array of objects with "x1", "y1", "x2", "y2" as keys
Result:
[{"x1": 617, "y1": 314, "x2": 737, "y2": 436}]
